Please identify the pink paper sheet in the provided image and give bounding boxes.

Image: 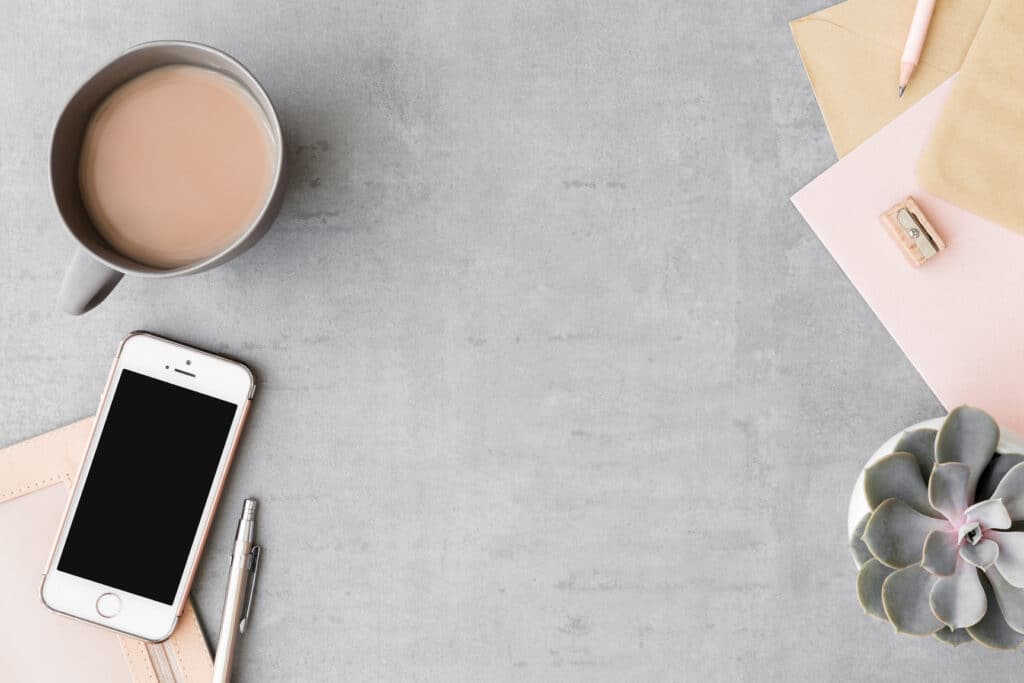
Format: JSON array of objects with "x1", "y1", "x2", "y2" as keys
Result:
[{"x1": 792, "y1": 76, "x2": 1024, "y2": 434}]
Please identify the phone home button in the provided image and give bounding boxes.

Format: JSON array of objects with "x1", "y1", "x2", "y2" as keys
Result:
[{"x1": 96, "y1": 592, "x2": 121, "y2": 618}]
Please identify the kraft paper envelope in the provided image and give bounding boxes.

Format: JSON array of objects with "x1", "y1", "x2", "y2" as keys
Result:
[
  {"x1": 792, "y1": 76, "x2": 1024, "y2": 436},
  {"x1": 920, "y1": 0, "x2": 1024, "y2": 235},
  {"x1": 790, "y1": 0, "x2": 989, "y2": 157},
  {"x1": 0, "y1": 419, "x2": 213, "y2": 682}
]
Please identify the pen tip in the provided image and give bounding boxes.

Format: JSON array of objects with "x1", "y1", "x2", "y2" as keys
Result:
[{"x1": 897, "y1": 85, "x2": 906, "y2": 98}]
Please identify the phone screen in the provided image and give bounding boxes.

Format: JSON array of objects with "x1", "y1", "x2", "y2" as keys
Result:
[{"x1": 57, "y1": 369, "x2": 238, "y2": 604}]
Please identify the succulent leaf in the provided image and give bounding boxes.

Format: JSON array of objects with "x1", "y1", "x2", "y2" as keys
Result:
[
  {"x1": 849, "y1": 513, "x2": 873, "y2": 568},
  {"x1": 959, "y1": 539, "x2": 999, "y2": 570},
  {"x1": 984, "y1": 565, "x2": 1024, "y2": 634},
  {"x1": 928, "y1": 463, "x2": 970, "y2": 524},
  {"x1": 993, "y1": 463, "x2": 1024, "y2": 521},
  {"x1": 935, "y1": 406, "x2": 999, "y2": 501},
  {"x1": 864, "y1": 452, "x2": 934, "y2": 516},
  {"x1": 882, "y1": 564, "x2": 943, "y2": 635},
  {"x1": 977, "y1": 453, "x2": 1024, "y2": 503},
  {"x1": 966, "y1": 574, "x2": 1024, "y2": 649},
  {"x1": 922, "y1": 530, "x2": 959, "y2": 576},
  {"x1": 857, "y1": 559, "x2": 894, "y2": 621},
  {"x1": 933, "y1": 627, "x2": 974, "y2": 646},
  {"x1": 930, "y1": 562, "x2": 987, "y2": 630},
  {"x1": 965, "y1": 499, "x2": 1012, "y2": 531},
  {"x1": 864, "y1": 499, "x2": 949, "y2": 568},
  {"x1": 895, "y1": 428, "x2": 937, "y2": 484},
  {"x1": 988, "y1": 531, "x2": 1024, "y2": 588}
]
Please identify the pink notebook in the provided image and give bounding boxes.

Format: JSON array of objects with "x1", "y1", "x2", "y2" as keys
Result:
[
  {"x1": 0, "y1": 420, "x2": 212, "y2": 682},
  {"x1": 792, "y1": 76, "x2": 1024, "y2": 434}
]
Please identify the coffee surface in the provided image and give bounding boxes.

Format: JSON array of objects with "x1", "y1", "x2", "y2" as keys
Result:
[{"x1": 79, "y1": 65, "x2": 275, "y2": 269}]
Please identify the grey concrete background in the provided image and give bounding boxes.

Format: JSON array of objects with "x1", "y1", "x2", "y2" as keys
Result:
[{"x1": 1, "y1": 0, "x2": 1011, "y2": 680}]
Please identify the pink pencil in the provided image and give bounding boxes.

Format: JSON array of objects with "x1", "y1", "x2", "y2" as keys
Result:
[{"x1": 898, "y1": 0, "x2": 937, "y2": 97}]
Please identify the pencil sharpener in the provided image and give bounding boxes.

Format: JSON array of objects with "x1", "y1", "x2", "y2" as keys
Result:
[{"x1": 879, "y1": 197, "x2": 946, "y2": 267}]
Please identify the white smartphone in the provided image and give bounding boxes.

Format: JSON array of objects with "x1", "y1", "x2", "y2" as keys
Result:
[{"x1": 41, "y1": 332, "x2": 254, "y2": 641}]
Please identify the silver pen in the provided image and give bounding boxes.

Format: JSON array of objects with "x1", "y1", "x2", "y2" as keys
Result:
[{"x1": 212, "y1": 498, "x2": 261, "y2": 683}]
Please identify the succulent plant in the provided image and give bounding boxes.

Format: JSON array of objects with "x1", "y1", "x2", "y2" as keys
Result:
[{"x1": 850, "y1": 406, "x2": 1024, "y2": 648}]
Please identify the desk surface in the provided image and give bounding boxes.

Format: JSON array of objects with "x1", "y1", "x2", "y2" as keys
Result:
[{"x1": 1, "y1": 1, "x2": 993, "y2": 680}]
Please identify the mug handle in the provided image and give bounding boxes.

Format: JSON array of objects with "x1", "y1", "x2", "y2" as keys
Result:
[{"x1": 59, "y1": 248, "x2": 123, "y2": 315}]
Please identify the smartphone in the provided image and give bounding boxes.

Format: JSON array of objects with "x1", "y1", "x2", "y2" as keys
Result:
[{"x1": 41, "y1": 332, "x2": 254, "y2": 641}]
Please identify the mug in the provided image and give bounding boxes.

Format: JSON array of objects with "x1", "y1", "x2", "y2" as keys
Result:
[{"x1": 51, "y1": 41, "x2": 286, "y2": 315}]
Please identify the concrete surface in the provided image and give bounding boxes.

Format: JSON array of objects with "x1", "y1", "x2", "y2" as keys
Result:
[{"x1": 0, "y1": 1, "x2": 1009, "y2": 680}]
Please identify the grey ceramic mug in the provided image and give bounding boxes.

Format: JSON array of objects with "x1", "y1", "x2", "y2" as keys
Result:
[{"x1": 51, "y1": 41, "x2": 286, "y2": 315}]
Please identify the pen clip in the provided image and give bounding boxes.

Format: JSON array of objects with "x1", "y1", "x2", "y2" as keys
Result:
[{"x1": 239, "y1": 545, "x2": 261, "y2": 634}]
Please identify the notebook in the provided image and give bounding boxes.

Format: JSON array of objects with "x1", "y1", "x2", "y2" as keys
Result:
[
  {"x1": 0, "y1": 419, "x2": 213, "y2": 682},
  {"x1": 791, "y1": 75, "x2": 1024, "y2": 436}
]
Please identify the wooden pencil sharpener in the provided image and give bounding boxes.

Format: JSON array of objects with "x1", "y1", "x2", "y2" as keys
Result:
[{"x1": 879, "y1": 197, "x2": 946, "y2": 267}]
